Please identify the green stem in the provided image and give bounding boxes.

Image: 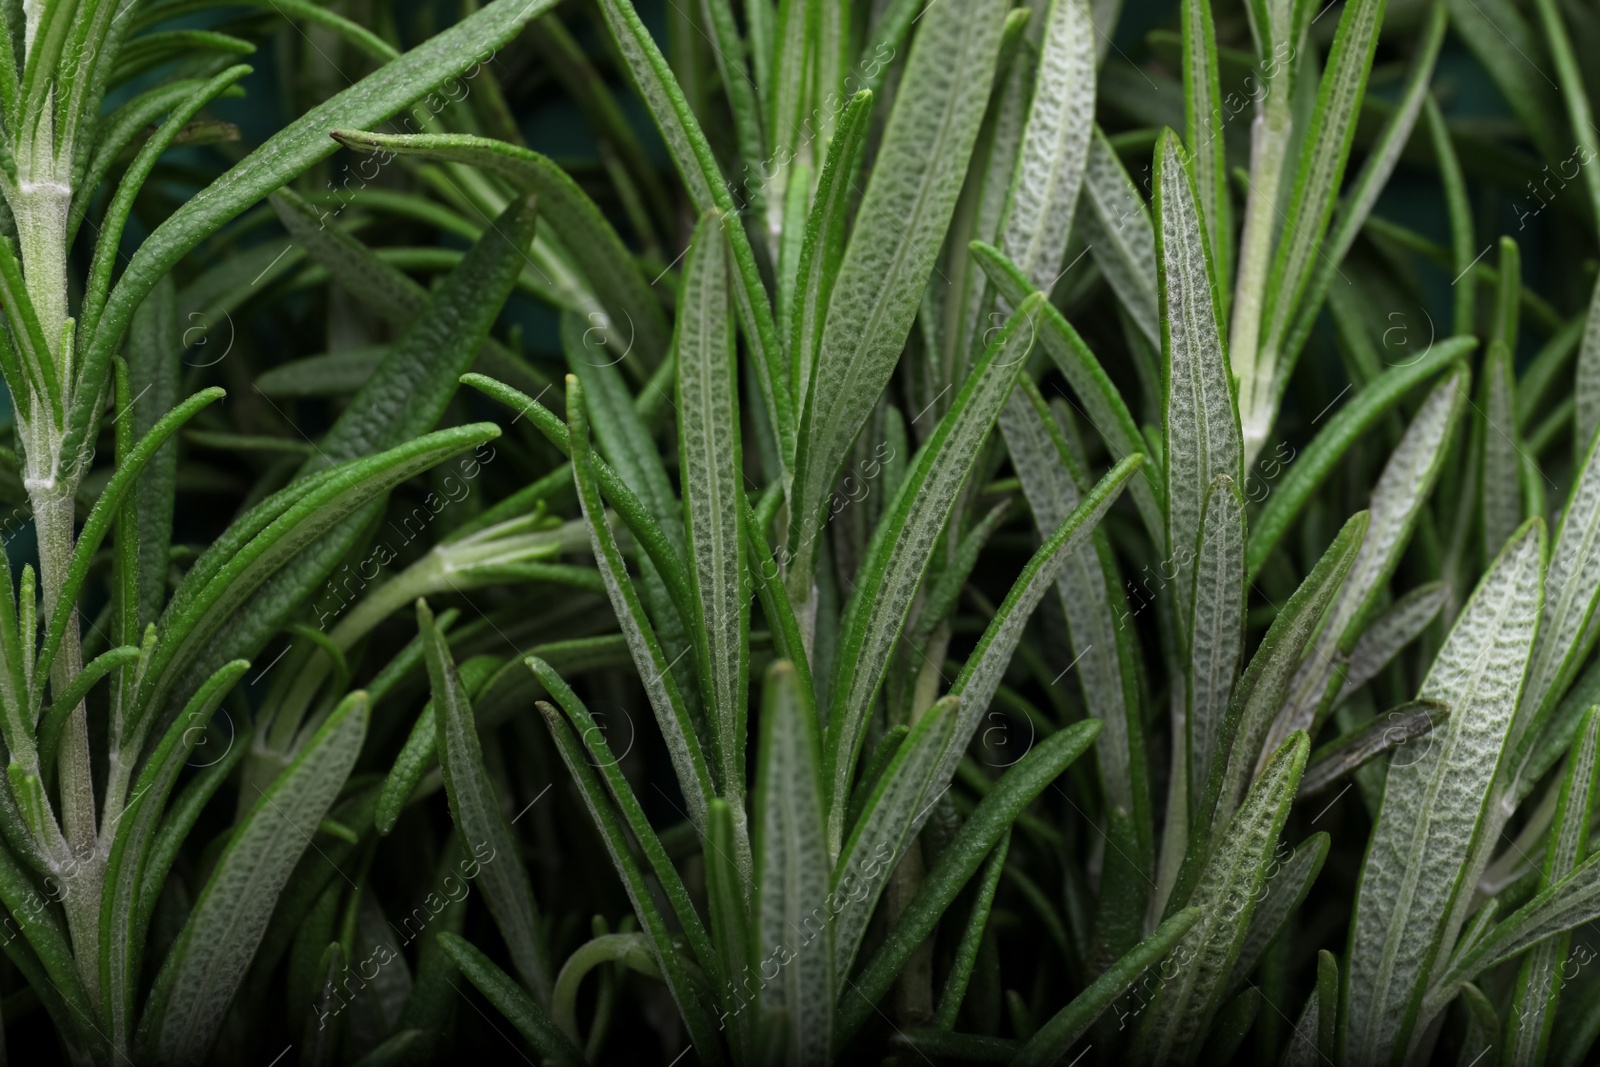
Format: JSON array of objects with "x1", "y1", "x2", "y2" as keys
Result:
[
  {"x1": 551, "y1": 933, "x2": 659, "y2": 1045},
  {"x1": 1229, "y1": 92, "x2": 1292, "y2": 468},
  {"x1": 31, "y1": 489, "x2": 103, "y2": 1013}
]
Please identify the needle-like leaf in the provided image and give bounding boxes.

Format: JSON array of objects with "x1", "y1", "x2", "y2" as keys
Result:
[
  {"x1": 1187, "y1": 476, "x2": 1245, "y2": 812},
  {"x1": 1344, "y1": 518, "x2": 1545, "y2": 1065},
  {"x1": 1503, "y1": 706, "x2": 1600, "y2": 1064},
  {"x1": 677, "y1": 211, "x2": 749, "y2": 825},
  {"x1": 137, "y1": 691, "x2": 368, "y2": 1065},
  {"x1": 1156, "y1": 128, "x2": 1241, "y2": 637},
  {"x1": 1013, "y1": 907, "x2": 1202, "y2": 1067},
  {"x1": 826, "y1": 294, "x2": 1039, "y2": 853},
  {"x1": 419, "y1": 601, "x2": 550, "y2": 1005},
  {"x1": 753, "y1": 660, "x2": 832, "y2": 1064},
  {"x1": 1131, "y1": 732, "x2": 1310, "y2": 1064},
  {"x1": 789, "y1": 0, "x2": 1006, "y2": 596},
  {"x1": 71, "y1": 0, "x2": 559, "y2": 482}
]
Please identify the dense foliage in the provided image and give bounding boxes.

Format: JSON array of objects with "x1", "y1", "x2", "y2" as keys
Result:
[{"x1": 0, "y1": 0, "x2": 1597, "y2": 1061}]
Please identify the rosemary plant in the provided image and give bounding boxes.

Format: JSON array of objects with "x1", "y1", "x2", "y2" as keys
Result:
[{"x1": 0, "y1": 0, "x2": 1598, "y2": 1062}]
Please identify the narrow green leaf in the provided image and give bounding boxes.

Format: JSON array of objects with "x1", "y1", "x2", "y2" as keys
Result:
[
  {"x1": 933, "y1": 830, "x2": 1010, "y2": 1030},
  {"x1": 179, "y1": 196, "x2": 536, "y2": 745},
  {"x1": 301, "y1": 942, "x2": 345, "y2": 1067},
  {"x1": 1281, "y1": 985, "x2": 1321, "y2": 1067},
  {"x1": 566, "y1": 374, "x2": 718, "y2": 836},
  {"x1": 36, "y1": 644, "x2": 137, "y2": 775},
  {"x1": 1483, "y1": 338, "x2": 1522, "y2": 564},
  {"x1": 1532, "y1": 0, "x2": 1600, "y2": 228},
  {"x1": 837, "y1": 720, "x2": 1101, "y2": 1042},
  {"x1": 268, "y1": 189, "x2": 548, "y2": 399},
  {"x1": 1504, "y1": 706, "x2": 1600, "y2": 1065},
  {"x1": 1344, "y1": 518, "x2": 1546, "y2": 1065},
  {"x1": 789, "y1": 0, "x2": 1007, "y2": 593},
  {"x1": 1259, "y1": 0, "x2": 1387, "y2": 377},
  {"x1": 993, "y1": 382, "x2": 1148, "y2": 856},
  {"x1": 997, "y1": 0, "x2": 1095, "y2": 291},
  {"x1": 944, "y1": 454, "x2": 1142, "y2": 789},
  {"x1": 1247, "y1": 342, "x2": 1473, "y2": 578},
  {"x1": 140, "y1": 424, "x2": 501, "y2": 743},
  {"x1": 1232, "y1": 832, "x2": 1328, "y2": 987},
  {"x1": 833, "y1": 697, "x2": 959, "y2": 984},
  {"x1": 1080, "y1": 127, "x2": 1159, "y2": 354},
  {"x1": 1434, "y1": 846, "x2": 1600, "y2": 1006},
  {"x1": 934, "y1": 8, "x2": 1037, "y2": 392},
  {"x1": 133, "y1": 721, "x2": 252, "y2": 950},
  {"x1": 375, "y1": 654, "x2": 495, "y2": 836},
  {"x1": 590, "y1": 0, "x2": 793, "y2": 466},
  {"x1": 1576, "y1": 277, "x2": 1600, "y2": 460},
  {"x1": 536, "y1": 701, "x2": 726, "y2": 1063},
  {"x1": 79, "y1": 66, "x2": 252, "y2": 351},
  {"x1": 1278, "y1": 0, "x2": 1449, "y2": 390},
  {"x1": 1013, "y1": 908, "x2": 1202, "y2": 1067},
  {"x1": 790, "y1": 90, "x2": 872, "y2": 413},
  {"x1": 1201, "y1": 511, "x2": 1366, "y2": 842},
  {"x1": 826, "y1": 295, "x2": 1038, "y2": 852},
  {"x1": 1265, "y1": 369, "x2": 1468, "y2": 753},
  {"x1": 0, "y1": 834, "x2": 91, "y2": 1032},
  {"x1": 1156, "y1": 128, "x2": 1242, "y2": 635},
  {"x1": 1444, "y1": 0, "x2": 1563, "y2": 162},
  {"x1": 436, "y1": 934, "x2": 583, "y2": 1066},
  {"x1": 36, "y1": 387, "x2": 227, "y2": 701},
  {"x1": 697, "y1": 0, "x2": 765, "y2": 198},
  {"x1": 327, "y1": 129, "x2": 671, "y2": 365},
  {"x1": 1299, "y1": 700, "x2": 1450, "y2": 798},
  {"x1": 1421, "y1": 94, "x2": 1477, "y2": 340},
  {"x1": 529, "y1": 656, "x2": 719, "y2": 989},
  {"x1": 743, "y1": 496, "x2": 819, "y2": 722},
  {"x1": 753, "y1": 660, "x2": 832, "y2": 1064},
  {"x1": 126, "y1": 274, "x2": 181, "y2": 631},
  {"x1": 1132, "y1": 732, "x2": 1309, "y2": 1064},
  {"x1": 255, "y1": 349, "x2": 386, "y2": 399},
  {"x1": 762, "y1": 0, "x2": 814, "y2": 250},
  {"x1": 1180, "y1": 0, "x2": 1229, "y2": 312},
  {"x1": 419, "y1": 601, "x2": 550, "y2": 1004},
  {"x1": 678, "y1": 212, "x2": 749, "y2": 819},
  {"x1": 704, "y1": 799, "x2": 750, "y2": 1053},
  {"x1": 0, "y1": 232, "x2": 61, "y2": 419},
  {"x1": 1460, "y1": 983, "x2": 1503, "y2": 1065},
  {"x1": 308, "y1": 198, "x2": 536, "y2": 474},
  {"x1": 891, "y1": 1029, "x2": 1018, "y2": 1062},
  {"x1": 72, "y1": 0, "x2": 558, "y2": 482},
  {"x1": 1338, "y1": 582, "x2": 1450, "y2": 700},
  {"x1": 138, "y1": 692, "x2": 368, "y2": 1065},
  {"x1": 1513, "y1": 397, "x2": 1600, "y2": 782},
  {"x1": 1188, "y1": 476, "x2": 1246, "y2": 812},
  {"x1": 972, "y1": 240, "x2": 1164, "y2": 549}
]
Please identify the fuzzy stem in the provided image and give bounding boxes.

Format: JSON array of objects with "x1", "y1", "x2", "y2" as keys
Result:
[
  {"x1": 1229, "y1": 93, "x2": 1292, "y2": 469},
  {"x1": 32, "y1": 488, "x2": 103, "y2": 1013},
  {"x1": 12, "y1": 181, "x2": 71, "y2": 358}
]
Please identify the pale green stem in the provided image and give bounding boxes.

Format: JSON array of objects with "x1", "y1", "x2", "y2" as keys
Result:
[
  {"x1": 15, "y1": 101, "x2": 73, "y2": 367},
  {"x1": 13, "y1": 103, "x2": 100, "y2": 1008},
  {"x1": 1229, "y1": 93, "x2": 1292, "y2": 469},
  {"x1": 32, "y1": 493, "x2": 91, "y2": 840},
  {"x1": 551, "y1": 933, "x2": 659, "y2": 1045},
  {"x1": 12, "y1": 182, "x2": 71, "y2": 358},
  {"x1": 261, "y1": 517, "x2": 588, "y2": 762},
  {"x1": 32, "y1": 489, "x2": 104, "y2": 1013}
]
